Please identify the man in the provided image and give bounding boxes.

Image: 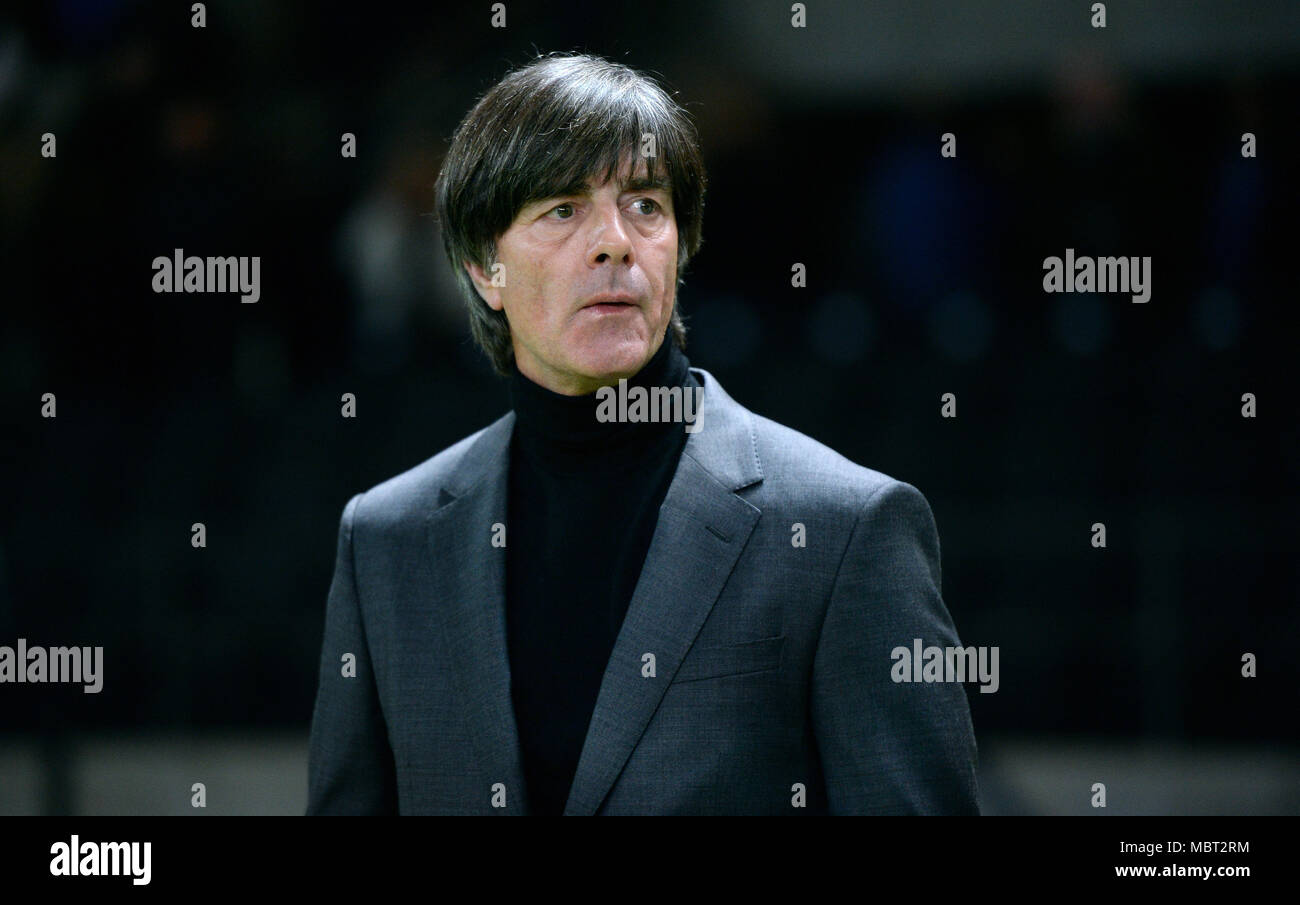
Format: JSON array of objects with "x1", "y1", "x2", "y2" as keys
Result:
[{"x1": 307, "y1": 52, "x2": 980, "y2": 815}]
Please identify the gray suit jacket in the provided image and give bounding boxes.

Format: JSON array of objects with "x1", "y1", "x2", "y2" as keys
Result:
[{"x1": 307, "y1": 367, "x2": 980, "y2": 815}]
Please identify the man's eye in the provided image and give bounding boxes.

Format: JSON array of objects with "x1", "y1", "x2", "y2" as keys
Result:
[
  {"x1": 547, "y1": 203, "x2": 575, "y2": 219},
  {"x1": 633, "y1": 199, "x2": 660, "y2": 215}
]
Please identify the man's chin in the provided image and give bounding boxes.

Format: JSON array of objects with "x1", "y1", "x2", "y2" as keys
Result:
[{"x1": 571, "y1": 343, "x2": 656, "y2": 387}]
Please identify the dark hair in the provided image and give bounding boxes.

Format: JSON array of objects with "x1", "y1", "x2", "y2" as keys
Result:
[{"x1": 434, "y1": 52, "x2": 707, "y2": 375}]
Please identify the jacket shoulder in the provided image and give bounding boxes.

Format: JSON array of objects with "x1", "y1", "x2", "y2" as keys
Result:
[
  {"x1": 747, "y1": 411, "x2": 914, "y2": 514},
  {"x1": 348, "y1": 413, "x2": 511, "y2": 528}
]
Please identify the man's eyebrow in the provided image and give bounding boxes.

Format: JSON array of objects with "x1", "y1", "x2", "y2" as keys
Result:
[
  {"x1": 527, "y1": 174, "x2": 670, "y2": 210},
  {"x1": 550, "y1": 175, "x2": 670, "y2": 196}
]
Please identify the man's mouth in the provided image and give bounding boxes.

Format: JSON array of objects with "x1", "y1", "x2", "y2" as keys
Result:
[{"x1": 582, "y1": 294, "x2": 638, "y2": 311}]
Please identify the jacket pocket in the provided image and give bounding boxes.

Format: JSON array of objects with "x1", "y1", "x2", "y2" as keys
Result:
[{"x1": 671, "y1": 634, "x2": 785, "y2": 684}]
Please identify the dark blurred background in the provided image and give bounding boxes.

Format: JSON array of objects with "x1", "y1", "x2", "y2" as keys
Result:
[{"x1": 1, "y1": 0, "x2": 1296, "y2": 814}]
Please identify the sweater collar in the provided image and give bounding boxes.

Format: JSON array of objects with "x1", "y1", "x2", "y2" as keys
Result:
[{"x1": 508, "y1": 336, "x2": 693, "y2": 462}]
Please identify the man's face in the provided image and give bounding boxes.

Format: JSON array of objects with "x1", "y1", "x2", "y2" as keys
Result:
[{"x1": 466, "y1": 155, "x2": 678, "y2": 395}]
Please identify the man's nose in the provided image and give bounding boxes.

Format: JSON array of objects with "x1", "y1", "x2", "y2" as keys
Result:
[{"x1": 588, "y1": 202, "x2": 633, "y2": 267}]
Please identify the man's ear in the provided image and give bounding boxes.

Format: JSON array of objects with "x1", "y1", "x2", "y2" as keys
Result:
[{"x1": 464, "y1": 259, "x2": 504, "y2": 311}]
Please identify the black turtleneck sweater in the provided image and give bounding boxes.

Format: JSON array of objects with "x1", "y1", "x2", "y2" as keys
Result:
[{"x1": 505, "y1": 337, "x2": 701, "y2": 815}]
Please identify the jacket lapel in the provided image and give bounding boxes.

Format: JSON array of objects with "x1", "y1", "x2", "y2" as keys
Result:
[
  {"x1": 423, "y1": 412, "x2": 531, "y2": 813},
  {"x1": 562, "y1": 368, "x2": 764, "y2": 815}
]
